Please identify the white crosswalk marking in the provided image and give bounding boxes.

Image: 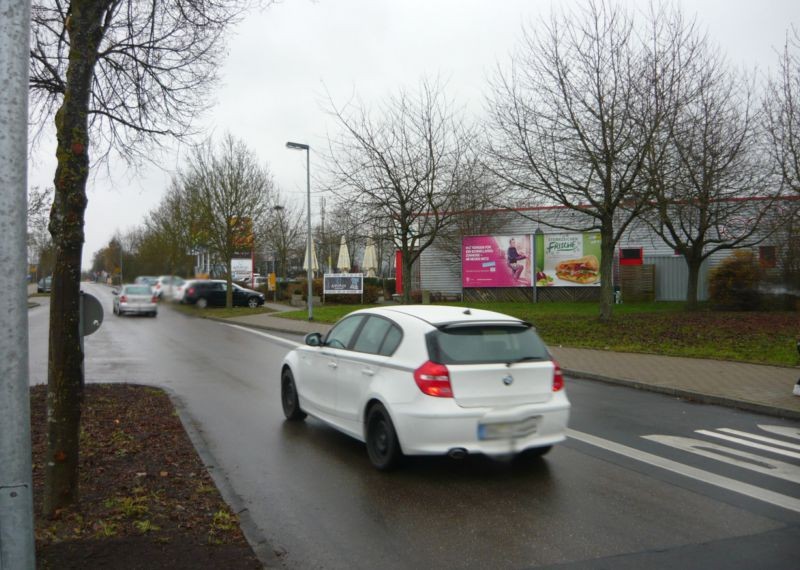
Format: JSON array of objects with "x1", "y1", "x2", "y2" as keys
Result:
[
  {"x1": 695, "y1": 429, "x2": 800, "y2": 460},
  {"x1": 643, "y1": 435, "x2": 800, "y2": 483},
  {"x1": 717, "y1": 428, "x2": 800, "y2": 451},
  {"x1": 568, "y1": 429, "x2": 800, "y2": 514},
  {"x1": 758, "y1": 424, "x2": 800, "y2": 441}
]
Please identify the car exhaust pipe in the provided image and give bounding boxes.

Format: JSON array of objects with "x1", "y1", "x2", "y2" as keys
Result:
[{"x1": 448, "y1": 447, "x2": 468, "y2": 460}]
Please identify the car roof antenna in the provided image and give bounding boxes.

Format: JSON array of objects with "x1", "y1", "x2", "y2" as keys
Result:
[{"x1": 463, "y1": 309, "x2": 471, "y2": 315}]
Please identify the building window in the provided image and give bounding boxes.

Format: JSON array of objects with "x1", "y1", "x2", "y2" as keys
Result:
[{"x1": 759, "y1": 246, "x2": 777, "y2": 269}]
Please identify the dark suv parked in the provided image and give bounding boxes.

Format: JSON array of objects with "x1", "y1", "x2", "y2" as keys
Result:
[{"x1": 182, "y1": 280, "x2": 265, "y2": 309}]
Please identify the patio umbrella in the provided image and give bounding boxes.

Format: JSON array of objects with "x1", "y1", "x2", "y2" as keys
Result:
[
  {"x1": 336, "y1": 236, "x2": 351, "y2": 272},
  {"x1": 302, "y1": 238, "x2": 318, "y2": 274},
  {"x1": 362, "y1": 238, "x2": 379, "y2": 278}
]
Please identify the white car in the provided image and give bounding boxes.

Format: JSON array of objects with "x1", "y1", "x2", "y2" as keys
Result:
[
  {"x1": 153, "y1": 275, "x2": 184, "y2": 299},
  {"x1": 172, "y1": 278, "x2": 203, "y2": 303},
  {"x1": 280, "y1": 305, "x2": 570, "y2": 469}
]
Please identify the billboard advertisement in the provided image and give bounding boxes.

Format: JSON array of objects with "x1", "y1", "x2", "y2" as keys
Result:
[
  {"x1": 462, "y1": 235, "x2": 533, "y2": 287},
  {"x1": 534, "y1": 232, "x2": 601, "y2": 287},
  {"x1": 231, "y1": 257, "x2": 253, "y2": 282},
  {"x1": 324, "y1": 273, "x2": 364, "y2": 295}
]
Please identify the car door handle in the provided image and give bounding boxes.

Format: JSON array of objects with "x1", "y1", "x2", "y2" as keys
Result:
[
  {"x1": 362, "y1": 368, "x2": 375, "y2": 377},
  {"x1": 328, "y1": 362, "x2": 338, "y2": 369}
]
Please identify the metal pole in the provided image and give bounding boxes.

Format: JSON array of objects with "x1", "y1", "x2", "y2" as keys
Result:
[
  {"x1": 306, "y1": 148, "x2": 313, "y2": 321},
  {"x1": 0, "y1": 0, "x2": 36, "y2": 567}
]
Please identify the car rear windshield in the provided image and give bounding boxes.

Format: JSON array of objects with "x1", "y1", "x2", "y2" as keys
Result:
[
  {"x1": 125, "y1": 286, "x2": 152, "y2": 295},
  {"x1": 426, "y1": 323, "x2": 549, "y2": 365}
]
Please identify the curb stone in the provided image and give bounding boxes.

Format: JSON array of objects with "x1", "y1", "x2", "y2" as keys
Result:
[{"x1": 564, "y1": 369, "x2": 800, "y2": 421}]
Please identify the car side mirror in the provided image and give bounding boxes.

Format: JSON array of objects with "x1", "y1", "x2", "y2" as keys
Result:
[
  {"x1": 111, "y1": 289, "x2": 118, "y2": 296},
  {"x1": 305, "y1": 332, "x2": 322, "y2": 347}
]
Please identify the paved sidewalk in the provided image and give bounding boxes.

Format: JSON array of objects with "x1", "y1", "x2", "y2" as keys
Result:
[{"x1": 225, "y1": 305, "x2": 800, "y2": 420}]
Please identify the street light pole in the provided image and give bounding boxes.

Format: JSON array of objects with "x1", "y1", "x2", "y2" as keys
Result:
[
  {"x1": 286, "y1": 141, "x2": 313, "y2": 321},
  {"x1": 0, "y1": 0, "x2": 36, "y2": 567}
]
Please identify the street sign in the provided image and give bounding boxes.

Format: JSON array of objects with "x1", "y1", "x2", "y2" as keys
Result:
[{"x1": 80, "y1": 291, "x2": 104, "y2": 337}]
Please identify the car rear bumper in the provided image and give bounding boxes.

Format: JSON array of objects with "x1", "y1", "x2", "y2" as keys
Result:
[
  {"x1": 119, "y1": 303, "x2": 157, "y2": 314},
  {"x1": 390, "y1": 392, "x2": 570, "y2": 456}
]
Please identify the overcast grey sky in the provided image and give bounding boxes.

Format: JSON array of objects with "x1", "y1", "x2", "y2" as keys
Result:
[{"x1": 26, "y1": 0, "x2": 798, "y2": 269}]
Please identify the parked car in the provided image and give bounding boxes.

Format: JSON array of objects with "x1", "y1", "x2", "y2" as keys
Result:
[
  {"x1": 280, "y1": 305, "x2": 570, "y2": 470},
  {"x1": 172, "y1": 278, "x2": 197, "y2": 303},
  {"x1": 152, "y1": 275, "x2": 184, "y2": 299},
  {"x1": 112, "y1": 284, "x2": 158, "y2": 317},
  {"x1": 37, "y1": 276, "x2": 52, "y2": 293},
  {"x1": 182, "y1": 280, "x2": 265, "y2": 308},
  {"x1": 134, "y1": 276, "x2": 158, "y2": 289}
]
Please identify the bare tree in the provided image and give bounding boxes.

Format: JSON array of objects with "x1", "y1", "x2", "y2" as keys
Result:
[
  {"x1": 27, "y1": 186, "x2": 54, "y2": 277},
  {"x1": 183, "y1": 134, "x2": 273, "y2": 307},
  {"x1": 145, "y1": 179, "x2": 203, "y2": 276},
  {"x1": 434, "y1": 161, "x2": 508, "y2": 261},
  {"x1": 486, "y1": 0, "x2": 683, "y2": 321},
  {"x1": 645, "y1": 37, "x2": 775, "y2": 310},
  {"x1": 326, "y1": 78, "x2": 476, "y2": 303},
  {"x1": 259, "y1": 190, "x2": 305, "y2": 286},
  {"x1": 765, "y1": 26, "x2": 800, "y2": 196},
  {"x1": 29, "y1": 0, "x2": 252, "y2": 514}
]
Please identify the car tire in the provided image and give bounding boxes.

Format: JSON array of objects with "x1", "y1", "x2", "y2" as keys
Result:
[
  {"x1": 247, "y1": 297, "x2": 259, "y2": 309},
  {"x1": 366, "y1": 404, "x2": 403, "y2": 471},
  {"x1": 196, "y1": 297, "x2": 208, "y2": 309},
  {"x1": 281, "y1": 368, "x2": 307, "y2": 421},
  {"x1": 151, "y1": 312, "x2": 157, "y2": 318}
]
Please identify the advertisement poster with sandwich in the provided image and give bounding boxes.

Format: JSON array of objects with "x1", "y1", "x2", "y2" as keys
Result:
[{"x1": 535, "y1": 233, "x2": 601, "y2": 287}]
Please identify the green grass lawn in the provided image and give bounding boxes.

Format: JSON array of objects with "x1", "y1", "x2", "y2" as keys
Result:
[
  {"x1": 170, "y1": 303, "x2": 275, "y2": 319},
  {"x1": 276, "y1": 301, "x2": 799, "y2": 367}
]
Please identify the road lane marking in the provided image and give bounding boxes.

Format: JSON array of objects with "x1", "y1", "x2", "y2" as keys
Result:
[
  {"x1": 717, "y1": 428, "x2": 800, "y2": 451},
  {"x1": 758, "y1": 425, "x2": 800, "y2": 441},
  {"x1": 696, "y1": 430, "x2": 800, "y2": 460},
  {"x1": 223, "y1": 324, "x2": 301, "y2": 349},
  {"x1": 566, "y1": 428, "x2": 800, "y2": 514},
  {"x1": 643, "y1": 435, "x2": 800, "y2": 483}
]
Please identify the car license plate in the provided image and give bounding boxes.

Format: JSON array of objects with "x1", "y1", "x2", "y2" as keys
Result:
[{"x1": 478, "y1": 416, "x2": 541, "y2": 440}]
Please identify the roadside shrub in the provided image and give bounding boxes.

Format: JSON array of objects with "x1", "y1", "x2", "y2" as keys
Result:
[{"x1": 708, "y1": 251, "x2": 761, "y2": 310}]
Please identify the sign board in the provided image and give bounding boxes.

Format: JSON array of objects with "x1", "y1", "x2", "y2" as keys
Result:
[
  {"x1": 534, "y1": 232, "x2": 602, "y2": 287},
  {"x1": 462, "y1": 235, "x2": 533, "y2": 288},
  {"x1": 231, "y1": 257, "x2": 253, "y2": 282},
  {"x1": 80, "y1": 292, "x2": 104, "y2": 336},
  {"x1": 268, "y1": 273, "x2": 276, "y2": 292},
  {"x1": 323, "y1": 273, "x2": 363, "y2": 295}
]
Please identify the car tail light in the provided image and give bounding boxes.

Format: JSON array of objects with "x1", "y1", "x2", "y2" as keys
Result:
[
  {"x1": 413, "y1": 361, "x2": 453, "y2": 398},
  {"x1": 120, "y1": 295, "x2": 127, "y2": 303},
  {"x1": 151, "y1": 295, "x2": 158, "y2": 303},
  {"x1": 187, "y1": 287, "x2": 195, "y2": 296},
  {"x1": 552, "y1": 359, "x2": 564, "y2": 392}
]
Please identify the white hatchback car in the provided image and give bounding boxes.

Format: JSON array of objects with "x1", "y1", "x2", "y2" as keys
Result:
[{"x1": 280, "y1": 305, "x2": 570, "y2": 469}]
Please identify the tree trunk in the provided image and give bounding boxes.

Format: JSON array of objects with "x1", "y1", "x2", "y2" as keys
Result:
[
  {"x1": 226, "y1": 258, "x2": 233, "y2": 308},
  {"x1": 44, "y1": 1, "x2": 108, "y2": 516},
  {"x1": 685, "y1": 255, "x2": 703, "y2": 311},
  {"x1": 598, "y1": 219, "x2": 615, "y2": 322},
  {"x1": 402, "y1": 248, "x2": 413, "y2": 304}
]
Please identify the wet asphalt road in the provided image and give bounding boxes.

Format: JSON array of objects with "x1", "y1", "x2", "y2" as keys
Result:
[{"x1": 28, "y1": 284, "x2": 800, "y2": 569}]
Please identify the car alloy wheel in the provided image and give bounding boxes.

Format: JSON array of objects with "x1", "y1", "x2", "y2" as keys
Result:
[
  {"x1": 281, "y1": 368, "x2": 307, "y2": 421},
  {"x1": 248, "y1": 297, "x2": 259, "y2": 309},
  {"x1": 196, "y1": 297, "x2": 208, "y2": 309},
  {"x1": 366, "y1": 404, "x2": 403, "y2": 471}
]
